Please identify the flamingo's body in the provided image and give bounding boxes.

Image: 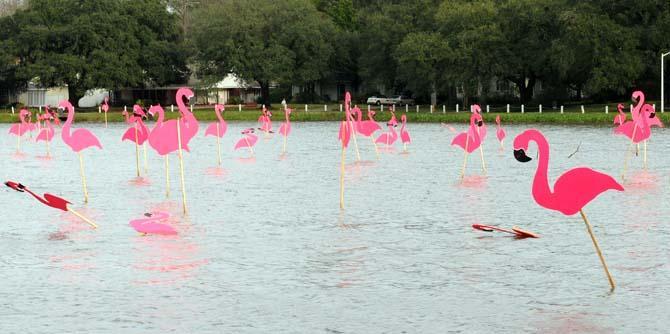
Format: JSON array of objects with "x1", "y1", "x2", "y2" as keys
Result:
[
  {"x1": 613, "y1": 104, "x2": 626, "y2": 125},
  {"x1": 101, "y1": 97, "x2": 109, "y2": 113},
  {"x1": 451, "y1": 112, "x2": 483, "y2": 153},
  {"x1": 35, "y1": 113, "x2": 55, "y2": 142},
  {"x1": 8, "y1": 109, "x2": 34, "y2": 136},
  {"x1": 399, "y1": 114, "x2": 411, "y2": 145},
  {"x1": 354, "y1": 107, "x2": 381, "y2": 137},
  {"x1": 375, "y1": 112, "x2": 398, "y2": 145},
  {"x1": 513, "y1": 129, "x2": 624, "y2": 215},
  {"x1": 258, "y1": 106, "x2": 273, "y2": 133},
  {"x1": 278, "y1": 107, "x2": 292, "y2": 137},
  {"x1": 204, "y1": 104, "x2": 228, "y2": 138},
  {"x1": 59, "y1": 101, "x2": 102, "y2": 153},
  {"x1": 495, "y1": 115, "x2": 506, "y2": 145},
  {"x1": 234, "y1": 128, "x2": 258, "y2": 151},
  {"x1": 146, "y1": 89, "x2": 199, "y2": 155},
  {"x1": 121, "y1": 105, "x2": 149, "y2": 145},
  {"x1": 129, "y1": 211, "x2": 177, "y2": 235}
]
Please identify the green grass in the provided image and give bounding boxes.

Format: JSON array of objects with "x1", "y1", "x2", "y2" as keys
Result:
[{"x1": 1, "y1": 104, "x2": 668, "y2": 125}]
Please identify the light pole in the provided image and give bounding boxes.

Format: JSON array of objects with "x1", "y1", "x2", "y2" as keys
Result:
[{"x1": 662, "y1": 51, "x2": 670, "y2": 113}]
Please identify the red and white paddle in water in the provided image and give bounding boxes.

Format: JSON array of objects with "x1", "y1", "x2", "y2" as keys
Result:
[
  {"x1": 5, "y1": 181, "x2": 97, "y2": 229},
  {"x1": 472, "y1": 224, "x2": 538, "y2": 238}
]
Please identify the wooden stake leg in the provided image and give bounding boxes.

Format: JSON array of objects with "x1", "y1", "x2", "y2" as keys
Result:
[
  {"x1": 176, "y1": 120, "x2": 188, "y2": 214},
  {"x1": 339, "y1": 147, "x2": 346, "y2": 209},
  {"x1": 78, "y1": 153, "x2": 89, "y2": 203},
  {"x1": 68, "y1": 208, "x2": 98, "y2": 229},
  {"x1": 165, "y1": 155, "x2": 170, "y2": 198},
  {"x1": 579, "y1": 209, "x2": 615, "y2": 291}
]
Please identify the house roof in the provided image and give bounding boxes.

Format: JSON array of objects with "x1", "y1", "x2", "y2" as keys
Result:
[{"x1": 210, "y1": 74, "x2": 260, "y2": 89}]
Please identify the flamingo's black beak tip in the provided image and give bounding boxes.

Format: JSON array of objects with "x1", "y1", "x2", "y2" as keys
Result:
[
  {"x1": 144, "y1": 213, "x2": 152, "y2": 217},
  {"x1": 514, "y1": 149, "x2": 532, "y2": 163}
]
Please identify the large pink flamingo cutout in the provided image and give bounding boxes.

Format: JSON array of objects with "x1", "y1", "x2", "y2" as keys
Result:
[
  {"x1": 234, "y1": 128, "x2": 258, "y2": 156},
  {"x1": 399, "y1": 114, "x2": 411, "y2": 152},
  {"x1": 122, "y1": 105, "x2": 149, "y2": 177},
  {"x1": 204, "y1": 104, "x2": 227, "y2": 166},
  {"x1": 278, "y1": 106, "x2": 292, "y2": 154},
  {"x1": 5, "y1": 181, "x2": 97, "y2": 228},
  {"x1": 59, "y1": 100, "x2": 102, "y2": 203},
  {"x1": 101, "y1": 96, "x2": 109, "y2": 127},
  {"x1": 513, "y1": 129, "x2": 623, "y2": 290},
  {"x1": 452, "y1": 109, "x2": 484, "y2": 179},
  {"x1": 130, "y1": 212, "x2": 177, "y2": 236},
  {"x1": 35, "y1": 112, "x2": 56, "y2": 157},
  {"x1": 495, "y1": 115, "x2": 506, "y2": 150},
  {"x1": 338, "y1": 118, "x2": 351, "y2": 209},
  {"x1": 8, "y1": 108, "x2": 33, "y2": 152}
]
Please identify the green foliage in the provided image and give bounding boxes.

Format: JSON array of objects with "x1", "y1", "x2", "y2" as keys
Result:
[
  {"x1": 0, "y1": 0, "x2": 189, "y2": 106},
  {"x1": 191, "y1": 0, "x2": 336, "y2": 105}
]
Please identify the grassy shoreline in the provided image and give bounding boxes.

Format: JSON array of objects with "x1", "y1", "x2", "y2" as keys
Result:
[{"x1": 1, "y1": 106, "x2": 669, "y2": 125}]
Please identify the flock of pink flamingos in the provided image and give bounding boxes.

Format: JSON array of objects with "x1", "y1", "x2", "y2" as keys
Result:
[{"x1": 5, "y1": 88, "x2": 665, "y2": 291}]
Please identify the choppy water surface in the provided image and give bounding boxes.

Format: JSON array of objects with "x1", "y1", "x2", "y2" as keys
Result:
[{"x1": 0, "y1": 121, "x2": 669, "y2": 333}]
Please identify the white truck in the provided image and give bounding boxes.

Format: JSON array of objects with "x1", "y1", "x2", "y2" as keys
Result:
[{"x1": 366, "y1": 95, "x2": 414, "y2": 106}]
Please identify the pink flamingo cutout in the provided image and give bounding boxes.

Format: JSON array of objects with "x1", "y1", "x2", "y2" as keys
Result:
[
  {"x1": 613, "y1": 104, "x2": 626, "y2": 125},
  {"x1": 495, "y1": 115, "x2": 506, "y2": 149},
  {"x1": 258, "y1": 105, "x2": 273, "y2": 135},
  {"x1": 399, "y1": 114, "x2": 411, "y2": 152},
  {"x1": 36, "y1": 112, "x2": 56, "y2": 157},
  {"x1": 122, "y1": 105, "x2": 149, "y2": 177},
  {"x1": 234, "y1": 128, "x2": 258, "y2": 155},
  {"x1": 513, "y1": 129, "x2": 623, "y2": 290},
  {"x1": 146, "y1": 89, "x2": 199, "y2": 155},
  {"x1": 5, "y1": 181, "x2": 97, "y2": 228},
  {"x1": 338, "y1": 119, "x2": 351, "y2": 209},
  {"x1": 204, "y1": 104, "x2": 228, "y2": 166},
  {"x1": 375, "y1": 110, "x2": 398, "y2": 146},
  {"x1": 452, "y1": 110, "x2": 485, "y2": 179},
  {"x1": 354, "y1": 107, "x2": 382, "y2": 158},
  {"x1": 8, "y1": 108, "x2": 33, "y2": 152},
  {"x1": 102, "y1": 96, "x2": 109, "y2": 127},
  {"x1": 129, "y1": 211, "x2": 177, "y2": 236},
  {"x1": 278, "y1": 106, "x2": 292, "y2": 153},
  {"x1": 59, "y1": 100, "x2": 102, "y2": 203}
]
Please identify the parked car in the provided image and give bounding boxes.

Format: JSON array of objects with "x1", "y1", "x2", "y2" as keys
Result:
[{"x1": 366, "y1": 95, "x2": 415, "y2": 106}]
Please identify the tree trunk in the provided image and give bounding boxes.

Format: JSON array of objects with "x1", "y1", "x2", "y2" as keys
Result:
[
  {"x1": 259, "y1": 80, "x2": 270, "y2": 107},
  {"x1": 516, "y1": 76, "x2": 536, "y2": 104},
  {"x1": 68, "y1": 84, "x2": 86, "y2": 108}
]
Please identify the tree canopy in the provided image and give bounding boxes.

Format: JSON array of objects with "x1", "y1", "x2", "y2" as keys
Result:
[{"x1": 0, "y1": 0, "x2": 189, "y2": 106}]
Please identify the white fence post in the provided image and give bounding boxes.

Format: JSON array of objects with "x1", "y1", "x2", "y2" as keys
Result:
[
  {"x1": 430, "y1": 105, "x2": 433, "y2": 113},
  {"x1": 442, "y1": 105, "x2": 446, "y2": 113},
  {"x1": 605, "y1": 105, "x2": 608, "y2": 114},
  {"x1": 171, "y1": 104, "x2": 174, "y2": 113},
  {"x1": 560, "y1": 105, "x2": 564, "y2": 114},
  {"x1": 98, "y1": 106, "x2": 101, "y2": 113},
  {"x1": 305, "y1": 104, "x2": 308, "y2": 112},
  {"x1": 630, "y1": 104, "x2": 633, "y2": 113},
  {"x1": 506, "y1": 104, "x2": 510, "y2": 113},
  {"x1": 190, "y1": 104, "x2": 193, "y2": 113},
  {"x1": 324, "y1": 104, "x2": 327, "y2": 112},
  {"x1": 368, "y1": 105, "x2": 371, "y2": 112},
  {"x1": 416, "y1": 105, "x2": 419, "y2": 113},
  {"x1": 406, "y1": 104, "x2": 409, "y2": 112},
  {"x1": 11, "y1": 106, "x2": 14, "y2": 114},
  {"x1": 456, "y1": 104, "x2": 459, "y2": 113},
  {"x1": 381, "y1": 104, "x2": 384, "y2": 112},
  {"x1": 539, "y1": 104, "x2": 542, "y2": 113},
  {"x1": 39, "y1": 105, "x2": 42, "y2": 113},
  {"x1": 521, "y1": 104, "x2": 524, "y2": 113},
  {"x1": 486, "y1": 105, "x2": 490, "y2": 113},
  {"x1": 339, "y1": 104, "x2": 342, "y2": 112},
  {"x1": 238, "y1": 104, "x2": 241, "y2": 112},
  {"x1": 581, "y1": 105, "x2": 585, "y2": 114},
  {"x1": 124, "y1": 105, "x2": 127, "y2": 112},
  {"x1": 653, "y1": 103, "x2": 656, "y2": 111}
]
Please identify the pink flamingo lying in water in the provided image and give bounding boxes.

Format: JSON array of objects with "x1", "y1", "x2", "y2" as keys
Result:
[
  {"x1": 278, "y1": 106, "x2": 292, "y2": 153},
  {"x1": 59, "y1": 100, "x2": 102, "y2": 203},
  {"x1": 8, "y1": 108, "x2": 34, "y2": 152},
  {"x1": 513, "y1": 129, "x2": 623, "y2": 290},
  {"x1": 399, "y1": 114, "x2": 411, "y2": 152},
  {"x1": 122, "y1": 105, "x2": 149, "y2": 177},
  {"x1": 204, "y1": 104, "x2": 227, "y2": 166},
  {"x1": 130, "y1": 211, "x2": 177, "y2": 236},
  {"x1": 495, "y1": 115, "x2": 506, "y2": 149},
  {"x1": 452, "y1": 109, "x2": 484, "y2": 179},
  {"x1": 5, "y1": 180, "x2": 97, "y2": 228},
  {"x1": 234, "y1": 128, "x2": 258, "y2": 156},
  {"x1": 35, "y1": 111, "x2": 56, "y2": 157}
]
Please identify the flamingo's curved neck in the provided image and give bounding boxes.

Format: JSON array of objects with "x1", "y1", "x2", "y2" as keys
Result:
[
  {"x1": 156, "y1": 108, "x2": 165, "y2": 124},
  {"x1": 215, "y1": 108, "x2": 224, "y2": 123},
  {"x1": 400, "y1": 117, "x2": 406, "y2": 133},
  {"x1": 632, "y1": 94, "x2": 644, "y2": 121},
  {"x1": 62, "y1": 106, "x2": 74, "y2": 141},
  {"x1": 176, "y1": 91, "x2": 192, "y2": 120},
  {"x1": 22, "y1": 187, "x2": 49, "y2": 207},
  {"x1": 528, "y1": 131, "x2": 553, "y2": 205}
]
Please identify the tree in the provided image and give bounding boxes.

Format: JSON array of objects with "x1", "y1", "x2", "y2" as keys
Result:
[
  {"x1": 2, "y1": 0, "x2": 189, "y2": 106},
  {"x1": 191, "y1": 0, "x2": 335, "y2": 105}
]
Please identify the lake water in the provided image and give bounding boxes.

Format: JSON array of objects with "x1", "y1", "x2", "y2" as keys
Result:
[{"x1": 0, "y1": 121, "x2": 668, "y2": 333}]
